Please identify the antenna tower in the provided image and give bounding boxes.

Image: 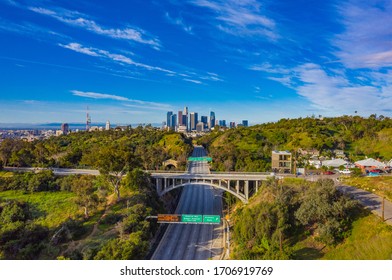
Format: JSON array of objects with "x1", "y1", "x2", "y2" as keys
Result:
[{"x1": 86, "y1": 106, "x2": 91, "y2": 131}]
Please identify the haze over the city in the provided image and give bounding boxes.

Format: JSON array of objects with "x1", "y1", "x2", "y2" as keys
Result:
[{"x1": 1, "y1": 0, "x2": 391, "y2": 124}]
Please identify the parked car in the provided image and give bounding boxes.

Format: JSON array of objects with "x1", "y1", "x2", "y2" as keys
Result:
[
  {"x1": 323, "y1": 171, "x2": 335, "y2": 175},
  {"x1": 339, "y1": 169, "x2": 351, "y2": 174},
  {"x1": 369, "y1": 169, "x2": 383, "y2": 173}
]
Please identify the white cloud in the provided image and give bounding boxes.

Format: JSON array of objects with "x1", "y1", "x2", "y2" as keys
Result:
[
  {"x1": 183, "y1": 78, "x2": 203, "y2": 84},
  {"x1": 28, "y1": 6, "x2": 161, "y2": 48},
  {"x1": 200, "y1": 72, "x2": 224, "y2": 82},
  {"x1": 59, "y1": 42, "x2": 176, "y2": 74},
  {"x1": 269, "y1": 63, "x2": 392, "y2": 114},
  {"x1": 59, "y1": 42, "x2": 99, "y2": 57},
  {"x1": 249, "y1": 63, "x2": 291, "y2": 74},
  {"x1": 71, "y1": 90, "x2": 129, "y2": 101},
  {"x1": 188, "y1": 0, "x2": 277, "y2": 40},
  {"x1": 71, "y1": 90, "x2": 172, "y2": 110},
  {"x1": 165, "y1": 13, "x2": 193, "y2": 34},
  {"x1": 333, "y1": 0, "x2": 392, "y2": 69}
]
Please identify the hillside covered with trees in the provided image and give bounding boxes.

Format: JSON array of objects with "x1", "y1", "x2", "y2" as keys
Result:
[
  {"x1": 198, "y1": 115, "x2": 392, "y2": 172},
  {"x1": 0, "y1": 127, "x2": 192, "y2": 259},
  {"x1": 0, "y1": 126, "x2": 192, "y2": 171}
]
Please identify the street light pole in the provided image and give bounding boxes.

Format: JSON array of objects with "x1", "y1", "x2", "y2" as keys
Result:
[{"x1": 382, "y1": 197, "x2": 385, "y2": 221}]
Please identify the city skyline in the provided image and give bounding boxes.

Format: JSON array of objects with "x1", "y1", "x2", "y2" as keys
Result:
[{"x1": 1, "y1": 0, "x2": 392, "y2": 124}]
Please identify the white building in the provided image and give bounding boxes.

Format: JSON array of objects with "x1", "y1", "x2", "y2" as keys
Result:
[
  {"x1": 355, "y1": 158, "x2": 386, "y2": 169},
  {"x1": 322, "y1": 158, "x2": 350, "y2": 168}
]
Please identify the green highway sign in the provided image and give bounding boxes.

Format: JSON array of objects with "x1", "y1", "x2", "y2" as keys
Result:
[
  {"x1": 181, "y1": 214, "x2": 203, "y2": 223},
  {"x1": 203, "y1": 215, "x2": 221, "y2": 224},
  {"x1": 188, "y1": 157, "x2": 212, "y2": 162}
]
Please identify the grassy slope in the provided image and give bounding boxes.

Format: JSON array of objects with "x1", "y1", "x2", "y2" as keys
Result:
[
  {"x1": 0, "y1": 190, "x2": 79, "y2": 228},
  {"x1": 342, "y1": 176, "x2": 392, "y2": 201},
  {"x1": 323, "y1": 213, "x2": 392, "y2": 260}
]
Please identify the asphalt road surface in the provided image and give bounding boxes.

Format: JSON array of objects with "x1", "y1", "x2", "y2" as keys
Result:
[
  {"x1": 151, "y1": 146, "x2": 223, "y2": 260},
  {"x1": 338, "y1": 185, "x2": 392, "y2": 226}
]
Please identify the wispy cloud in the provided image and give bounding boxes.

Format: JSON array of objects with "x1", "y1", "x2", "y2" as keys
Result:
[
  {"x1": 0, "y1": 19, "x2": 70, "y2": 41},
  {"x1": 188, "y1": 0, "x2": 277, "y2": 40},
  {"x1": 183, "y1": 78, "x2": 203, "y2": 84},
  {"x1": 165, "y1": 12, "x2": 193, "y2": 34},
  {"x1": 333, "y1": 0, "x2": 392, "y2": 69},
  {"x1": 267, "y1": 63, "x2": 392, "y2": 114},
  {"x1": 249, "y1": 63, "x2": 291, "y2": 74},
  {"x1": 27, "y1": 6, "x2": 161, "y2": 49},
  {"x1": 71, "y1": 90, "x2": 172, "y2": 110},
  {"x1": 60, "y1": 42, "x2": 99, "y2": 57},
  {"x1": 59, "y1": 42, "x2": 176, "y2": 74},
  {"x1": 71, "y1": 90, "x2": 129, "y2": 101}
]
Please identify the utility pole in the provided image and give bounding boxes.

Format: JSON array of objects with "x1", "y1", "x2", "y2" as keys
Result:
[{"x1": 382, "y1": 197, "x2": 385, "y2": 222}]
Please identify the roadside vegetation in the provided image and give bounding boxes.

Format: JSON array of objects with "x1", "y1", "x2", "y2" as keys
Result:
[
  {"x1": 341, "y1": 176, "x2": 392, "y2": 201},
  {"x1": 230, "y1": 178, "x2": 392, "y2": 260}
]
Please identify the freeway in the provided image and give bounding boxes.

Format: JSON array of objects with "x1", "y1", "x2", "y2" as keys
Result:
[{"x1": 151, "y1": 146, "x2": 224, "y2": 260}]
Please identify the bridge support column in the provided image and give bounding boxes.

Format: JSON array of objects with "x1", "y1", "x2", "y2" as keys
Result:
[
  {"x1": 164, "y1": 178, "x2": 167, "y2": 191},
  {"x1": 256, "y1": 181, "x2": 259, "y2": 193},
  {"x1": 236, "y1": 180, "x2": 240, "y2": 194},
  {"x1": 245, "y1": 180, "x2": 249, "y2": 201},
  {"x1": 155, "y1": 178, "x2": 160, "y2": 194}
]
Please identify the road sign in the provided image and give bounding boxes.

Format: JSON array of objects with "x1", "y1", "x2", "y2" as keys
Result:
[
  {"x1": 188, "y1": 157, "x2": 212, "y2": 162},
  {"x1": 181, "y1": 214, "x2": 203, "y2": 223},
  {"x1": 203, "y1": 215, "x2": 221, "y2": 224},
  {"x1": 157, "y1": 214, "x2": 181, "y2": 223}
]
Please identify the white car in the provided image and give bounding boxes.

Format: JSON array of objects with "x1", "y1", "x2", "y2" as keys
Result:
[{"x1": 339, "y1": 169, "x2": 351, "y2": 174}]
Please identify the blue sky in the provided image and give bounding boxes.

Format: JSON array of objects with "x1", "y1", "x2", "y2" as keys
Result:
[{"x1": 1, "y1": 0, "x2": 391, "y2": 125}]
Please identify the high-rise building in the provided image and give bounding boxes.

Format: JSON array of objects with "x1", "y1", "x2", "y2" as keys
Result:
[
  {"x1": 178, "y1": 111, "x2": 183, "y2": 126},
  {"x1": 230, "y1": 122, "x2": 236, "y2": 128},
  {"x1": 219, "y1": 120, "x2": 226, "y2": 127},
  {"x1": 210, "y1": 111, "x2": 215, "y2": 129},
  {"x1": 105, "y1": 120, "x2": 110, "y2": 131},
  {"x1": 242, "y1": 120, "x2": 249, "y2": 127},
  {"x1": 201, "y1": 116, "x2": 208, "y2": 129},
  {"x1": 183, "y1": 106, "x2": 189, "y2": 131},
  {"x1": 190, "y1": 112, "x2": 198, "y2": 131},
  {"x1": 170, "y1": 114, "x2": 177, "y2": 130},
  {"x1": 182, "y1": 115, "x2": 188, "y2": 131},
  {"x1": 167, "y1": 111, "x2": 173, "y2": 128},
  {"x1": 61, "y1": 123, "x2": 69, "y2": 135}
]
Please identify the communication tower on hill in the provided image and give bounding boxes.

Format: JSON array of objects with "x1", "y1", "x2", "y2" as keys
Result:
[{"x1": 86, "y1": 106, "x2": 91, "y2": 131}]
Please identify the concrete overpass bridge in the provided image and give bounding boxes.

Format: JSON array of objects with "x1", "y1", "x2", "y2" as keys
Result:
[{"x1": 150, "y1": 171, "x2": 282, "y2": 203}]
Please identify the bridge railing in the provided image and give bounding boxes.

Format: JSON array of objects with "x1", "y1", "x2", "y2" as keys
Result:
[
  {"x1": 210, "y1": 171, "x2": 274, "y2": 175},
  {"x1": 144, "y1": 170, "x2": 185, "y2": 174}
]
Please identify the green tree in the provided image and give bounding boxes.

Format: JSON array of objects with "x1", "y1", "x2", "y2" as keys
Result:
[
  {"x1": 71, "y1": 176, "x2": 99, "y2": 218},
  {"x1": 82, "y1": 144, "x2": 136, "y2": 201},
  {"x1": 124, "y1": 168, "x2": 150, "y2": 192},
  {"x1": 94, "y1": 231, "x2": 148, "y2": 260},
  {"x1": 295, "y1": 179, "x2": 359, "y2": 245}
]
